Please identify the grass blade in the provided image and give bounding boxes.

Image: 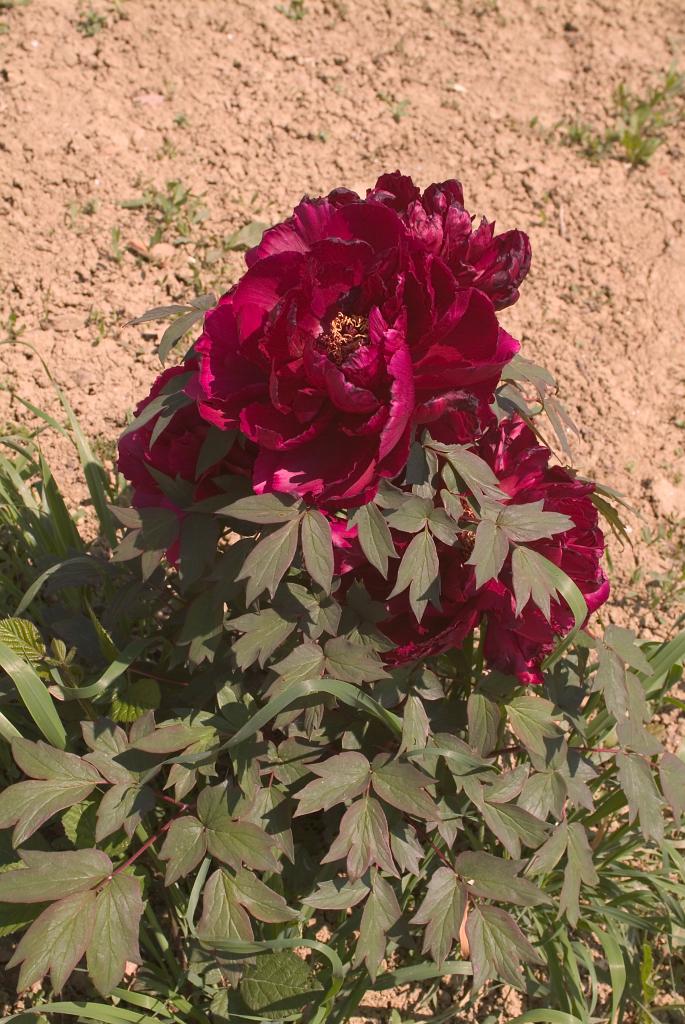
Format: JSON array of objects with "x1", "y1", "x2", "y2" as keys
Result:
[{"x1": 0, "y1": 641, "x2": 66, "y2": 748}]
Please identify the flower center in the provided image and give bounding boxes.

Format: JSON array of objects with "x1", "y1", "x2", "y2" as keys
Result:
[{"x1": 319, "y1": 312, "x2": 368, "y2": 364}]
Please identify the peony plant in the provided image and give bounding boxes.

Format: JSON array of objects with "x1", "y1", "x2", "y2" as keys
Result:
[{"x1": 0, "y1": 173, "x2": 684, "y2": 1024}]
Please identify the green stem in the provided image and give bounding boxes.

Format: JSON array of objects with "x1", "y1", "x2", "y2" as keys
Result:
[
  {"x1": 144, "y1": 902, "x2": 182, "y2": 984},
  {"x1": 328, "y1": 968, "x2": 370, "y2": 1024}
]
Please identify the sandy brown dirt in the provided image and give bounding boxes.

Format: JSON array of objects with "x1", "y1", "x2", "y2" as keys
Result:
[{"x1": 0, "y1": 1, "x2": 684, "y2": 1010}]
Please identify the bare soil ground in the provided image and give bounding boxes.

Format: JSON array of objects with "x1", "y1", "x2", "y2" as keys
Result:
[{"x1": 0, "y1": 0, "x2": 684, "y2": 1017}]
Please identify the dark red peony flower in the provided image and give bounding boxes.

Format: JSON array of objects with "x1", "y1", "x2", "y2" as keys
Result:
[
  {"x1": 366, "y1": 172, "x2": 532, "y2": 310},
  {"x1": 188, "y1": 173, "x2": 527, "y2": 510},
  {"x1": 118, "y1": 361, "x2": 253, "y2": 512},
  {"x1": 338, "y1": 416, "x2": 609, "y2": 684}
]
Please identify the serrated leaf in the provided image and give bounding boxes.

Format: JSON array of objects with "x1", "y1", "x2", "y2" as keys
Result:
[
  {"x1": 322, "y1": 795, "x2": 397, "y2": 880},
  {"x1": 388, "y1": 527, "x2": 440, "y2": 622},
  {"x1": 371, "y1": 755, "x2": 440, "y2": 820},
  {"x1": 301, "y1": 509, "x2": 334, "y2": 594},
  {"x1": 230, "y1": 610, "x2": 297, "y2": 669},
  {"x1": 351, "y1": 502, "x2": 397, "y2": 578},
  {"x1": 8, "y1": 889, "x2": 96, "y2": 993},
  {"x1": 220, "y1": 492, "x2": 302, "y2": 524},
  {"x1": 0, "y1": 848, "x2": 112, "y2": 903},
  {"x1": 467, "y1": 693, "x2": 500, "y2": 757},
  {"x1": 466, "y1": 904, "x2": 543, "y2": 991},
  {"x1": 660, "y1": 752, "x2": 685, "y2": 819},
  {"x1": 159, "y1": 815, "x2": 208, "y2": 884},
  {"x1": 110, "y1": 678, "x2": 161, "y2": 723},
  {"x1": 411, "y1": 867, "x2": 466, "y2": 966},
  {"x1": 454, "y1": 851, "x2": 551, "y2": 907},
  {"x1": 87, "y1": 874, "x2": 143, "y2": 996},
  {"x1": 353, "y1": 874, "x2": 401, "y2": 981},
  {"x1": 616, "y1": 752, "x2": 664, "y2": 842},
  {"x1": 240, "y1": 949, "x2": 322, "y2": 1020},
  {"x1": 559, "y1": 822, "x2": 599, "y2": 927},
  {"x1": 324, "y1": 636, "x2": 388, "y2": 684},
  {"x1": 237, "y1": 518, "x2": 301, "y2": 605},
  {"x1": 467, "y1": 517, "x2": 509, "y2": 588},
  {"x1": 196, "y1": 867, "x2": 253, "y2": 942},
  {"x1": 233, "y1": 868, "x2": 296, "y2": 923},
  {"x1": 0, "y1": 618, "x2": 45, "y2": 662},
  {"x1": 294, "y1": 751, "x2": 371, "y2": 816},
  {"x1": 306, "y1": 877, "x2": 370, "y2": 911}
]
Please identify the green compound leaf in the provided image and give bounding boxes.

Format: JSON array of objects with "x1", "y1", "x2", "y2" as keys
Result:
[
  {"x1": 388, "y1": 527, "x2": 440, "y2": 622},
  {"x1": 454, "y1": 851, "x2": 552, "y2": 907},
  {"x1": 322, "y1": 794, "x2": 397, "y2": 881},
  {"x1": 616, "y1": 752, "x2": 665, "y2": 842},
  {"x1": 467, "y1": 517, "x2": 509, "y2": 589},
  {"x1": 371, "y1": 755, "x2": 440, "y2": 821},
  {"x1": 351, "y1": 502, "x2": 397, "y2": 578},
  {"x1": 323, "y1": 636, "x2": 388, "y2": 684},
  {"x1": 466, "y1": 904, "x2": 543, "y2": 991},
  {"x1": 506, "y1": 695, "x2": 561, "y2": 760},
  {"x1": 7, "y1": 889, "x2": 96, "y2": 993},
  {"x1": 236, "y1": 518, "x2": 301, "y2": 605},
  {"x1": 86, "y1": 874, "x2": 144, "y2": 996},
  {"x1": 159, "y1": 815, "x2": 208, "y2": 885},
  {"x1": 559, "y1": 822, "x2": 599, "y2": 927},
  {"x1": 301, "y1": 509, "x2": 334, "y2": 594},
  {"x1": 0, "y1": 848, "x2": 112, "y2": 904},
  {"x1": 240, "y1": 950, "x2": 323, "y2": 1020},
  {"x1": 353, "y1": 873, "x2": 401, "y2": 981},
  {"x1": 219, "y1": 491, "x2": 303, "y2": 524},
  {"x1": 411, "y1": 867, "x2": 467, "y2": 967},
  {"x1": 229, "y1": 609, "x2": 297, "y2": 669},
  {"x1": 660, "y1": 751, "x2": 685, "y2": 819},
  {"x1": 294, "y1": 751, "x2": 371, "y2": 816},
  {"x1": 467, "y1": 692, "x2": 501, "y2": 757}
]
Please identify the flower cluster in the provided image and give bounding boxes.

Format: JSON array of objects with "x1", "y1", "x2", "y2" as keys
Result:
[{"x1": 118, "y1": 172, "x2": 608, "y2": 682}]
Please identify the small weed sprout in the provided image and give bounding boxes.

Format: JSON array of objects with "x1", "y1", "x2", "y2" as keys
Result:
[
  {"x1": 563, "y1": 68, "x2": 684, "y2": 166},
  {"x1": 76, "y1": 3, "x2": 107, "y2": 36}
]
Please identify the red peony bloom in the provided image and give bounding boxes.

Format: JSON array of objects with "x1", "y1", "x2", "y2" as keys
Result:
[
  {"x1": 188, "y1": 173, "x2": 527, "y2": 510},
  {"x1": 118, "y1": 361, "x2": 253, "y2": 513},
  {"x1": 338, "y1": 417, "x2": 609, "y2": 684}
]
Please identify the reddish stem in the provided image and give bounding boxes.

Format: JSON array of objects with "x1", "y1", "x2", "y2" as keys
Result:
[
  {"x1": 129, "y1": 666, "x2": 190, "y2": 686},
  {"x1": 110, "y1": 811, "x2": 183, "y2": 877}
]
